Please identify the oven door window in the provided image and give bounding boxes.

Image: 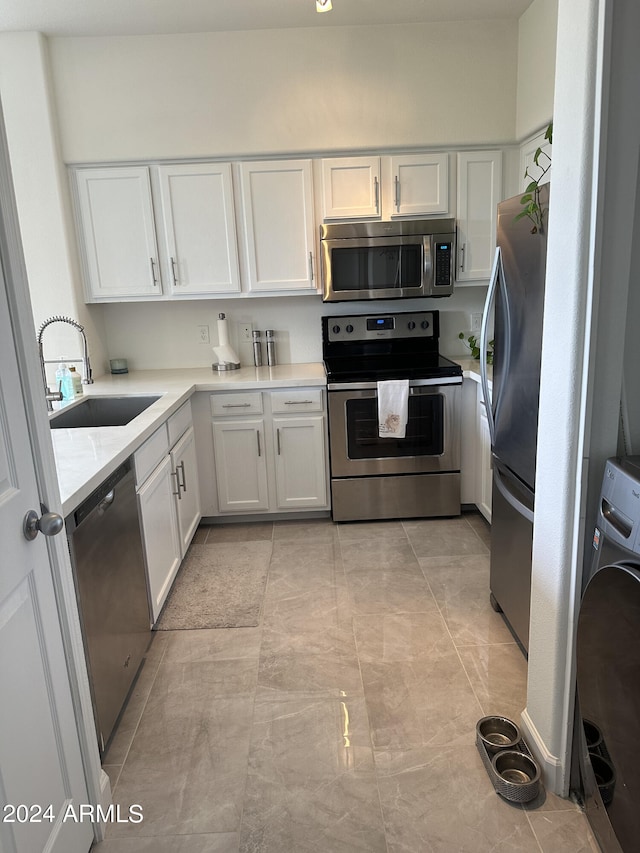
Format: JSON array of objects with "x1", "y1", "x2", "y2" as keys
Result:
[
  {"x1": 332, "y1": 243, "x2": 422, "y2": 293},
  {"x1": 346, "y1": 393, "x2": 444, "y2": 459}
]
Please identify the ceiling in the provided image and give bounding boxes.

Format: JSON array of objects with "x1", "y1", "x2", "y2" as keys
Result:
[{"x1": 0, "y1": 0, "x2": 534, "y2": 38}]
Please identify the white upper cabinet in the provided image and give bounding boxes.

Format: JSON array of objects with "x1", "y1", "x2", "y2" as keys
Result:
[
  {"x1": 387, "y1": 153, "x2": 449, "y2": 218},
  {"x1": 157, "y1": 163, "x2": 240, "y2": 295},
  {"x1": 74, "y1": 166, "x2": 161, "y2": 299},
  {"x1": 72, "y1": 163, "x2": 241, "y2": 301},
  {"x1": 321, "y1": 156, "x2": 381, "y2": 219},
  {"x1": 456, "y1": 150, "x2": 502, "y2": 282},
  {"x1": 319, "y1": 152, "x2": 449, "y2": 221},
  {"x1": 239, "y1": 159, "x2": 317, "y2": 292}
]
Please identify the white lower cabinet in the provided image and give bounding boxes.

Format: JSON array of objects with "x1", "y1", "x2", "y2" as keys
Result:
[
  {"x1": 212, "y1": 418, "x2": 270, "y2": 512},
  {"x1": 170, "y1": 424, "x2": 201, "y2": 554},
  {"x1": 210, "y1": 387, "x2": 328, "y2": 516},
  {"x1": 272, "y1": 416, "x2": 327, "y2": 509},
  {"x1": 135, "y1": 401, "x2": 201, "y2": 624},
  {"x1": 136, "y1": 448, "x2": 181, "y2": 623}
]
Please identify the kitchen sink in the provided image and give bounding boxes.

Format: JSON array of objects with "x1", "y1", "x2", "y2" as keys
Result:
[{"x1": 49, "y1": 395, "x2": 161, "y2": 429}]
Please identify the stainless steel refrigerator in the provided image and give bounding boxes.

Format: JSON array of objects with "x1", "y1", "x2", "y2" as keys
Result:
[{"x1": 480, "y1": 182, "x2": 549, "y2": 653}]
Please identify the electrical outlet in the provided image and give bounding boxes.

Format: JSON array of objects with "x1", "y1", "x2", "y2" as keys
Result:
[
  {"x1": 471, "y1": 313, "x2": 482, "y2": 333},
  {"x1": 197, "y1": 325, "x2": 210, "y2": 344},
  {"x1": 240, "y1": 324, "x2": 252, "y2": 342}
]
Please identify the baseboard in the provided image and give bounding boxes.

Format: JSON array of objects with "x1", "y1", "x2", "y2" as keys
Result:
[{"x1": 520, "y1": 709, "x2": 567, "y2": 796}]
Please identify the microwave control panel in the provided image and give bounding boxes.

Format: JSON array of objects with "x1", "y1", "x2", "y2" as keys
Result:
[{"x1": 434, "y1": 241, "x2": 453, "y2": 288}]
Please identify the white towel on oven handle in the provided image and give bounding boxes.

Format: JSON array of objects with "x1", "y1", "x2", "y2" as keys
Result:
[{"x1": 377, "y1": 379, "x2": 409, "y2": 438}]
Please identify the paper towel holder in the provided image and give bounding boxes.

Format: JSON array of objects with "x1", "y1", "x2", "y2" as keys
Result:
[{"x1": 212, "y1": 313, "x2": 241, "y2": 371}]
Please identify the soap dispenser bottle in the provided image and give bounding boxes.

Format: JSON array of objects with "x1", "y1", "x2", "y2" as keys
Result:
[
  {"x1": 55, "y1": 362, "x2": 74, "y2": 401},
  {"x1": 69, "y1": 365, "x2": 83, "y2": 397}
]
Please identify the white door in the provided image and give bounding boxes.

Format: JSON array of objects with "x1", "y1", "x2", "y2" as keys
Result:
[
  {"x1": 321, "y1": 156, "x2": 381, "y2": 219},
  {"x1": 157, "y1": 163, "x2": 241, "y2": 295},
  {"x1": 387, "y1": 152, "x2": 449, "y2": 217},
  {"x1": 273, "y1": 416, "x2": 327, "y2": 509},
  {"x1": 170, "y1": 425, "x2": 201, "y2": 556},
  {"x1": 456, "y1": 150, "x2": 502, "y2": 282},
  {"x1": 212, "y1": 419, "x2": 270, "y2": 512},
  {"x1": 0, "y1": 236, "x2": 92, "y2": 850},
  {"x1": 239, "y1": 159, "x2": 316, "y2": 292},
  {"x1": 137, "y1": 455, "x2": 181, "y2": 623},
  {"x1": 73, "y1": 166, "x2": 161, "y2": 300}
]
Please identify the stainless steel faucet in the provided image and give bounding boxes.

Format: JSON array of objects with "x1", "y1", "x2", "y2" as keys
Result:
[{"x1": 37, "y1": 315, "x2": 94, "y2": 411}]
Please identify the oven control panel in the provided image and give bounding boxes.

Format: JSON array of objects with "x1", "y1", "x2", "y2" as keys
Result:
[{"x1": 324, "y1": 311, "x2": 437, "y2": 343}]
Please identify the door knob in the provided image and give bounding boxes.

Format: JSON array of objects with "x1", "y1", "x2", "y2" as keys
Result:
[{"x1": 23, "y1": 506, "x2": 64, "y2": 541}]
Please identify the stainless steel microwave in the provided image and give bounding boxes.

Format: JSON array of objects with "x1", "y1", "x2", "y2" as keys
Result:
[{"x1": 320, "y1": 219, "x2": 456, "y2": 302}]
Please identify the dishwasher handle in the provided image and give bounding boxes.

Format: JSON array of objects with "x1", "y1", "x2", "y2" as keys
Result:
[{"x1": 68, "y1": 459, "x2": 132, "y2": 531}]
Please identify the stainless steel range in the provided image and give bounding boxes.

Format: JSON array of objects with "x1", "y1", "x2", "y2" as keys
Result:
[{"x1": 322, "y1": 310, "x2": 462, "y2": 522}]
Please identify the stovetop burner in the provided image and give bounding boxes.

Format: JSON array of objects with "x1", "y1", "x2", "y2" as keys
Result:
[{"x1": 322, "y1": 309, "x2": 462, "y2": 384}]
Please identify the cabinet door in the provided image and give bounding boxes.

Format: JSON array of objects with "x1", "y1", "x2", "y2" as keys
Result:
[
  {"x1": 239, "y1": 160, "x2": 316, "y2": 292},
  {"x1": 477, "y1": 388, "x2": 493, "y2": 522},
  {"x1": 137, "y1": 455, "x2": 181, "y2": 623},
  {"x1": 73, "y1": 166, "x2": 161, "y2": 300},
  {"x1": 388, "y1": 153, "x2": 449, "y2": 217},
  {"x1": 171, "y1": 425, "x2": 202, "y2": 556},
  {"x1": 321, "y1": 156, "x2": 380, "y2": 219},
  {"x1": 212, "y1": 419, "x2": 269, "y2": 512},
  {"x1": 272, "y1": 415, "x2": 327, "y2": 509},
  {"x1": 456, "y1": 151, "x2": 502, "y2": 282},
  {"x1": 157, "y1": 163, "x2": 241, "y2": 295}
]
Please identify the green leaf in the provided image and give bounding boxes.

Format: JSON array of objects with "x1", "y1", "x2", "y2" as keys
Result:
[
  {"x1": 520, "y1": 193, "x2": 533, "y2": 204},
  {"x1": 544, "y1": 122, "x2": 553, "y2": 142},
  {"x1": 458, "y1": 332, "x2": 464, "y2": 339},
  {"x1": 524, "y1": 181, "x2": 538, "y2": 193},
  {"x1": 533, "y1": 147, "x2": 542, "y2": 165},
  {"x1": 514, "y1": 211, "x2": 530, "y2": 222}
]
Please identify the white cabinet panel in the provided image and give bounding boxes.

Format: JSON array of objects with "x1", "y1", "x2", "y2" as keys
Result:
[
  {"x1": 171, "y1": 424, "x2": 201, "y2": 556},
  {"x1": 388, "y1": 152, "x2": 449, "y2": 217},
  {"x1": 157, "y1": 163, "x2": 240, "y2": 295},
  {"x1": 456, "y1": 151, "x2": 502, "y2": 282},
  {"x1": 273, "y1": 415, "x2": 327, "y2": 509},
  {"x1": 212, "y1": 419, "x2": 269, "y2": 512},
  {"x1": 239, "y1": 159, "x2": 316, "y2": 292},
  {"x1": 137, "y1": 454, "x2": 181, "y2": 622},
  {"x1": 321, "y1": 156, "x2": 380, "y2": 219},
  {"x1": 74, "y1": 166, "x2": 160, "y2": 299}
]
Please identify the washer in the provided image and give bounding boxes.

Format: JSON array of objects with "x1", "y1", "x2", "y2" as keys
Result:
[{"x1": 575, "y1": 456, "x2": 640, "y2": 852}]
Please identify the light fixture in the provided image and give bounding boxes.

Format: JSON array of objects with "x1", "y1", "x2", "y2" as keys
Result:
[{"x1": 316, "y1": 0, "x2": 332, "y2": 12}]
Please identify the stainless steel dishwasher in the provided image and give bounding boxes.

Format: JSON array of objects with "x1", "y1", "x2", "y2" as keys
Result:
[{"x1": 66, "y1": 458, "x2": 151, "y2": 754}]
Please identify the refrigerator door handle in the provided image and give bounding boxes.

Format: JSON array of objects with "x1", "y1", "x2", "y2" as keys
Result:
[
  {"x1": 493, "y1": 464, "x2": 534, "y2": 524},
  {"x1": 480, "y1": 247, "x2": 500, "y2": 445}
]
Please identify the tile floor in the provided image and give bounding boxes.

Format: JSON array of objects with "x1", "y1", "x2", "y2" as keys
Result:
[{"x1": 93, "y1": 513, "x2": 598, "y2": 852}]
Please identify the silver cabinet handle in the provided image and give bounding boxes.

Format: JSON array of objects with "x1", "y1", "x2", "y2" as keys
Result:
[
  {"x1": 170, "y1": 256, "x2": 179, "y2": 287},
  {"x1": 460, "y1": 243, "x2": 466, "y2": 272},
  {"x1": 150, "y1": 257, "x2": 159, "y2": 286},
  {"x1": 276, "y1": 428, "x2": 281, "y2": 455},
  {"x1": 309, "y1": 252, "x2": 314, "y2": 282},
  {"x1": 284, "y1": 400, "x2": 312, "y2": 405},
  {"x1": 374, "y1": 175, "x2": 379, "y2": 212},
  {"x1": 222, "y1": 403, "x2": 252, "y2": 408},
  {"x1": 256, "y1": 429, "x2": 262, "y2": 457},
  {"x1": 177, "y1": 460, "x2": 186, "y2": 493},
  {"x1": 394, "y1": 175, "x2": 400, "y2": 211},
  {"x1": 171, "y1": 470, "x2": 182, "y2": 499}
]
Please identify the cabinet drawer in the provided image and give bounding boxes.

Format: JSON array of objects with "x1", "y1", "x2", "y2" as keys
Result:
[
  {"x1": 167, "y1": 400, "x2": 192, "y2": 446},
  {"x1": 270, "y1": 389, "x2": 323, "y2": 414},
  {"x1": 134, "y1": 423, "x2": 169, "y2": 486},
  {"x1": 210, "y1": 391, "x2": 263, "y2": 417}
]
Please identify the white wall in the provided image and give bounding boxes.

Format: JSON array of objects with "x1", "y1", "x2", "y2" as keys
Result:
[
  {"x1": 516, "y1": 0, "x2": 558, "y2": 140},
  {"x1": 49, "y1": 22, "x2": 518, "y2": 163},
  {"x1": 100, "y1": 288, "x2": 487, "y2": 373},
  {"x1": 0, "y1": 32, "x2": 108, "y2": 383}
]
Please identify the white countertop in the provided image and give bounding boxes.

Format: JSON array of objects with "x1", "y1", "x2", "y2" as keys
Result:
[
  {"x1": 51, "y1": 363, "x2": 327, "y2": 515},
  {"x1": 51, "y1": 359, "x2": 488, "y2": 516}
]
